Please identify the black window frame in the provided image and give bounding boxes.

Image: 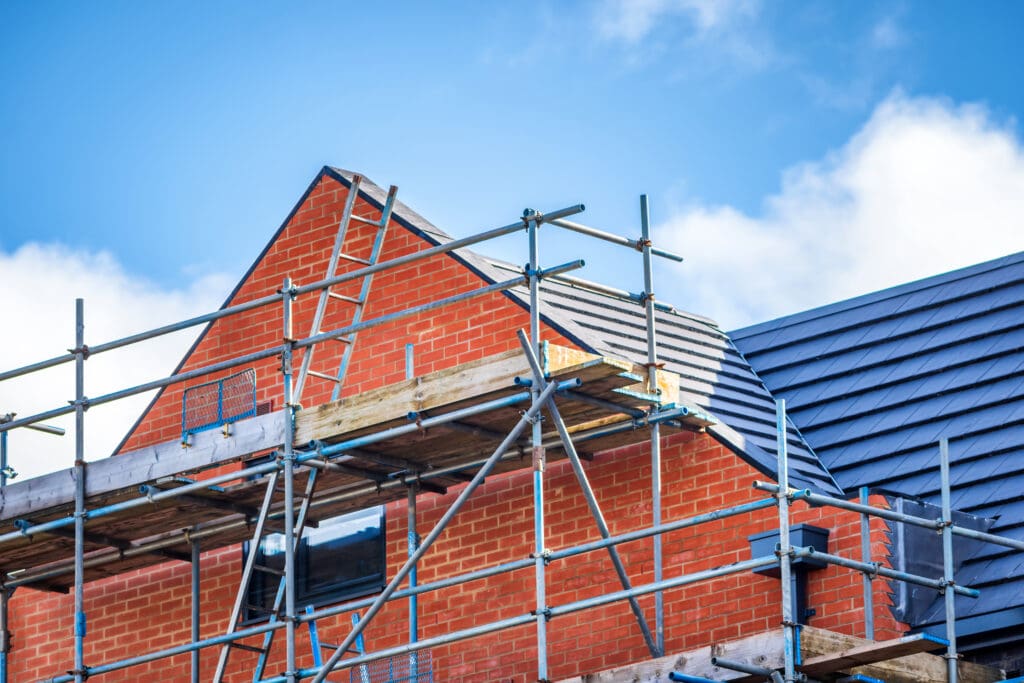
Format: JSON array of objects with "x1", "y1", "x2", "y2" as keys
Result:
[{"x1": 242, "y1": 500, "x2": 387, "y2": 624}]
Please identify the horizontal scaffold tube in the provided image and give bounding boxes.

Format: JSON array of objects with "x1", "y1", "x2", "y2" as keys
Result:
[
  {"x1": 0, "y1": 381, "x2": 581, "y2": 566},
  {"x1": 6, "y1": 401, "x2": 688, "y2": 589},
  {"x1": 755, "y1": 481, "x2": 1024, "y2": 552},
  {"x1": 547, "y1": 218, "x2": 684, "y2": 262},
  {"x1": 791, "y1": 547, "x2": 980, "y2": 598},
  {"x1": 265, "y1": 555, "x2": 780, "y2": 683},
  {"x1": 711, "y1": 656, "x2": 784, "y2": 683},
  {"x1": 36, "y1": 487, "x2": 777, "y2": 680},
  {"x1": 0, "y1": 204, "x2": 585, "y2": 386},
  {"x1": 545, "y1": 273, "x2": 677, "y2": 313},
  {"x1": 0, "y1": 260, "x2": 584, "y2": 434}
]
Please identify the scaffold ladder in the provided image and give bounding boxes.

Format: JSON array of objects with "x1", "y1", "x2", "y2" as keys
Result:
[
  {"x1": 293, "y1": 175, "x2": 399, "y2": 405},
  {"x1": 211, "y1": 466, "x2": 321, "y2": 682}
]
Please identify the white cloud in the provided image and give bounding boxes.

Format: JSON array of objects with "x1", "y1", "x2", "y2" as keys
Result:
[
  {"x1": 595, "y1": 0, "x2": 758, "y2": 42},
  {"x1": 593, "y1": 0, "x2": 774, "y2": 73},
  {"x1": 0, "y1": 244, "x2": 230, "y2": 481},
  {"x1": 656, "y1": 92, "x2": 1024, "y2": 330}
]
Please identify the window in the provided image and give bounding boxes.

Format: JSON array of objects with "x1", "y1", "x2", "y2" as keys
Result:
[{"x1": 245, "y1": 505, "x2": 386, "y2": 621}]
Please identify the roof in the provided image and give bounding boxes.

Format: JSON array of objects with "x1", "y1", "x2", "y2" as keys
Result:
[
  {"x1": 731, "y1": 252, "x2": 1024, "y2": 635},
  {"x1": 327, "y1": 167, "x2": 841, "y2": 495}
]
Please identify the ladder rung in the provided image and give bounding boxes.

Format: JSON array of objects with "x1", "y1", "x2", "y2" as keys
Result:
[
  {"x1": 307, "y1": 370, "x2": 343, "y2": 382},
  {"x1": 337, "y1": 252, "x2": 372, "y2": 266},
  {"x1": 253, "y1": 564, "x2": 285, "y2": 577},
  {"x1": 230, "y1": 641, "x2": 270, "y2": 654},
  {"x1": 350, "y1": 214, "x2": 382, "y2": 226},
  {"x1": 316, "y1": 642, "x2": 361, "y2": 655},
  {"x1": 327, "y1": 292, "x2": 364, "y2": 305}
]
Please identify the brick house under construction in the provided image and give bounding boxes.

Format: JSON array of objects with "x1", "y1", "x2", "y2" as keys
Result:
[{"x1": 0, "y1": 167, "x2": 1022, "y2": 683}]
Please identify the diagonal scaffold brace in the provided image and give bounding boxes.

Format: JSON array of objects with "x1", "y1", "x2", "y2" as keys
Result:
[
  {"x1": 515, "y1": 329, "x2": 660, "y2": 658},
  {"x1": 308, "y1": 374, "x2": 566, "y2": 683}
]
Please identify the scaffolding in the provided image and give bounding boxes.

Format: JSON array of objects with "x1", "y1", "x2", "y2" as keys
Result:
[{"x1": 0, "y1": 182, "x2": 1022, "y2": 683}]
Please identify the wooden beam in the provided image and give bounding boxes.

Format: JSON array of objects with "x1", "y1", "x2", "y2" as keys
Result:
[
  {"x1": 554, "y1": 630, "x2": 784, "y2": 682},
  {"x1": 0, "y1": 410, "x2": 285, "y2": 523},
  {"x1": 556, "y1": 626, "x2": 1004, "y2": 683},
  {"x1": 799, "y1": 626, "x2": 1001, "y2": 683},
  {"x1": 294, "y1": 344, "x2": 681, "y2": 445},
  {"x1": 799, "y1": 632, "x2": 947, "y2": 678},
  {"x1": 20, "y1": 524, "x2": 190, "y2": 564}
]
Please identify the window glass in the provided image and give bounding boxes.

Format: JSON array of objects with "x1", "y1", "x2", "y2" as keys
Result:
[{"x1": 246, "y1": 505, "x2": 385, "y2": 621}]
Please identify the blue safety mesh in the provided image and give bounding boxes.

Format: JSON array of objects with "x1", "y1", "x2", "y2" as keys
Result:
[
  {"x1": 181, "y1": 369, "x2": 257, "y2": 439},
  {"x1": 348, "y1": 651, "x2": 433, "y2": 683}
]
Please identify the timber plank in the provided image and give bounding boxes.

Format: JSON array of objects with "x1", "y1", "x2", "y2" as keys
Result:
[
  {"x1": 0, "y1": 410, "x2": 285, "y2": 523},
  {"x1": 294, "y1": 344, "x2": 680, "y2": 445},
  {"x1": 799, "y1": 626, "x2": 1002, "y2": 683},
  {"x1": 554, "y1": 630, "x2": 784, "y2": 682},
  {"x1": 1, "y1": 345, "x2": 686, "y2": 588},
  {"x1": 557, "y1": 626, "x2": 1005, "y2": 683},
  {"x1": 799, "y1": 632, "x2": 947, "y2": 677}
]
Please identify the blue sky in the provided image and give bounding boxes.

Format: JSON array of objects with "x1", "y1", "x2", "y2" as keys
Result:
[{"x1": 3, "y1": 1, "x2": 1024, "y2": 477}]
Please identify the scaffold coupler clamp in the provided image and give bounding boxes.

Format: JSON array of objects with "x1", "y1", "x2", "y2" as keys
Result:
[
  {"x1": 774, "y1": 543, "x2": 797, "y2": 561},
  {"x1": 69, "y1": 396, "x2": 91, "y2": 412},
  {"x1": 68, "y1": 344, "x2": 91, "y2": 360},
  {"x1": 522, "y1": 409, "x2": 543, "y2": 426},
  {"x1": 532, "y1": 445, "x2": 546, "y2": 472},
  {"x1": 530, "y1": 548, "x2": 553, "y2": 565},
  {"x1": 939, "y1": 578, "x2": 956, "y2": 595},
  {"x1": 530, "y1": 604, "x2": 552, "y2": 621},
  {"x1": 635, "y1": 236, "x2": 652, "y2": 252},
  {"x1": 522, "y1": 264, "x2": 540, "y2": 286}
]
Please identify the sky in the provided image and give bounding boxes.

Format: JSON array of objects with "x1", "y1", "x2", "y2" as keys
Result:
[{"x1": 2, "y1": 1, "x2": 1024, "y2": 480}]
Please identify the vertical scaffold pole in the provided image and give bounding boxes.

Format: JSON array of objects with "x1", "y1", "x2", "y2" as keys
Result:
[
  {"x1": 281, "y1": 278, "x2": 298, "y2": 683},
  {"x1": 406, "y1": 343, "x2": 420, "y2": 679},
  {"x1": 191, "y1": 539, "x2": 200, "y2": 683},
  {"x1": 859, "y1": 486, "x2": 875, "y2": 640},
  {"x1": 0, "y1": 587, "x2": 11, "y2": 683},
  {"x1": 408, "y1": 484, "x2": 420, "y2": 680},
  {"x1": 526, "y1": 209, "x2": 549, "y2": 681},
  {"x1": 516, "y1": 330, "x2": 658, "y2": 657},
  {"x1": 776, "y1": 400, "x2": 796, "y2": 683},
  {"x1": 73, "y1": 298, "x2": 87, "y2": 683},
  {"x1": 309, "y1": 380, "x2": 561, "y2": 683},
  {"x1": 940, "y1": 438, "x2": 958, "y2": 683},
  {"x1": 640, "y1": 194, "x2": 665, "y2": 656},
  {"x1": 0, "y1": 427, "x2": 7, "y2": 489}
]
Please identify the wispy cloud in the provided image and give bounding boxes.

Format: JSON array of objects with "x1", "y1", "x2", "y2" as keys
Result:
[
  {"x1": 595, "y1": 0, "x2": 758, "y2": 43},
  {"x1": 593, "y1": 0, "x2": 773, "y2": 72},
  {"x1": 0, "y1": 244, "x2": 230, "y2": 481},
  {"x1": 656, "y1": 92, "x2": 1024, "y2": 329}
]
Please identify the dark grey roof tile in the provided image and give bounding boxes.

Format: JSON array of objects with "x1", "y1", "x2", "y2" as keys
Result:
[{"x1": 733, "y1": 251, "x2": 1024, "y2": 636}]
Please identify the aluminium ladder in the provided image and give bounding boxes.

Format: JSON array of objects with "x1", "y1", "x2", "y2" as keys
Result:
[
  {"x1": 211, "y1": 467, "x2": 321, "y2": 681},
  {"x1": 293, "y1": 175, "x2": 399, "y2": 405},
  {"x1": 212, "y1": 177, "x2": 399, "y2": 681}
]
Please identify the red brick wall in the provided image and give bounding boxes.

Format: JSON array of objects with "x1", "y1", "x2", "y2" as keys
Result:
[
  {"x1": 7, "y1": 434, "x2": 902, "y2": 681},
  {"x1": 6, "y1": 171, "x2": 905, "y2": 681}
]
